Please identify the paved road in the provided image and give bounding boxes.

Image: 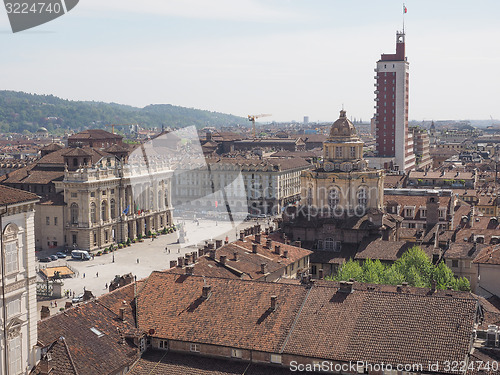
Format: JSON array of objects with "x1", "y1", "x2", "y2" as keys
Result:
[{"x1": 36, "y1": 218, "x2": 274, "y2": 318}]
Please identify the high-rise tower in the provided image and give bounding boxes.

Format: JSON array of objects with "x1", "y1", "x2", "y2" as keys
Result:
[{"x1": 374, "y1": 31, "x2": 415, "y2": 172}]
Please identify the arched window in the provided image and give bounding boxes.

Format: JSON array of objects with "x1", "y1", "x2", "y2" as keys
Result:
[
  {"x1": 101, "y1": 201, "x2": 108, "y2": 221},
  {"x1": 158, "y1": 191, "x2": 163, "y2": 210},
  {"x1": 90, "y1": 203, "x2": 97, "y2": 224},
  {"x1": 306, "y1": 187, "x2": 313, "y2": 206},
  {"x1": 73, "y1": 158, "x2": 78, "y2": 167},
  {"x1": 357, "y1": 187, "x2": 367, "y2": 209},
  {"x1": 110, "y1": 199, "x2": 116, "y2": 219},
  {"x1": 71, "y1": 203, "x2": 79, "y2": 224},
  {"x1": 328, "y1": 188, "x2": 339, "y2": 211},
  {"x1": 164, "y1": 190, "x2": 169, "y2": 208},
  {"x1": 3, "y1": 223, "x2": 19, "y2": 274}
]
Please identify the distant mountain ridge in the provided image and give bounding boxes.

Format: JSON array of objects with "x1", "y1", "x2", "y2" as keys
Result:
[{"x1": 0, "y1": 90, "x2": 246, "y2": 134}]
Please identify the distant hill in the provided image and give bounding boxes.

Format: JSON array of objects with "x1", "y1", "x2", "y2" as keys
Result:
[{"x1": 0, "y1": 90, "x2": 246, "y2": 134}]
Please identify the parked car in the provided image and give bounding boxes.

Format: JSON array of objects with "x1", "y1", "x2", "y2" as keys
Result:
[
  {"x1": 50, "y1": 255, "x2": 59, "y2": 261},
  {"x1": 56, "y1": 252, "x2": 67, "y2": 258},
  {"x1": 72, "y1": 294, "x2": 84, "y2": 303},
  {"x1": 257, "y1": 214, "x2": 267, "y2": 218},
  {"x1": 39, "y1": 257, "x2": 52, "y2": 262}
]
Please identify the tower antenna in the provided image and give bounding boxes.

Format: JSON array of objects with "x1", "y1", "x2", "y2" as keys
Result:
[{"x1": 402, "y1": 3, "x2": 407, "y2": 33}]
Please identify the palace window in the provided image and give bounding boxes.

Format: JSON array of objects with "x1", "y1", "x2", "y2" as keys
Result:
[
  {"x1": 357, "y1": 187, "x2": 367, "y2": 208},
  {"x1": 306, "y1": 188, "x2": 313, "y2": 206},
  {"x1": 4, "y1": 239, "x2": 18, "y2": 274},
  {"x1": 7, "y1": 298, "x2": 21, "y2": 317},
  {"x1": 350, "y1": 146, "x2": 356, "y2": 158},
  {"x1": 90, "y1": 203, "x2": 97, "y2": 223},
  {"x1": 335, "y1": 147, "x2": 342, "y2": 158},
  {"x1": 328, "y1": 188, "x2": 339, "y2": 211},
  {"x1": 110, "y1": 199, "x2": 116, "y2": 219},
  {"x1": 101, "y1": 201, "x2": 108, "y2": 221},
  {"x1": 9, "y1": 336, "x2": 22, "y2": 374}
]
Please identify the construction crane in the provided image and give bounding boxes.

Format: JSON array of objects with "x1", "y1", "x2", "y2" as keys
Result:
[
  {"x1": 248, "y1": 114, "x2": 272, "y2": 138},
  {"x1": 104, "y1": 124, "x2": 135, "y2": 134}
]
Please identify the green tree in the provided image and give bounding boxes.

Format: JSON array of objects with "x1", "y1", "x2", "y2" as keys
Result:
[
  {"x1": 331, "y1": 259, "x2": 363, "y2": 282},
  {"x1": 327, "y1": 246, "x2": 470, "y2": 291}
]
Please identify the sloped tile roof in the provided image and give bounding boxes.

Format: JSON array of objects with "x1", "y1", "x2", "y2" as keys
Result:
[
  {"x1": 137, "y1": 273, "x2": 308, "y2": 353},
  {"x1": 137, "y1": 273, "x2": 478, "y2": 373},
  {"x1": 37, "y1": 300, "x2": 140, "y2": 375},
  {"x1": 0, "y1": 185, "x2": 39, "y2": 205},
  {"x1": 283, "y1": 283, "x2": 478, "y2": 371},
  {"x1": 354, "y1": 238, "x2": 413, "y2": 262}
]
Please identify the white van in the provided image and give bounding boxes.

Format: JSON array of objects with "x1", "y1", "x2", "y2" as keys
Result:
[{"x1": 71, "y1": 250, "x2": 91, "y2": 260}]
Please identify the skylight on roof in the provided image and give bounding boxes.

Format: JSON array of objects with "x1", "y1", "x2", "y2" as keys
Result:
[{"x1": 90, "y1": 327, "x2": 104, "y2": 337}]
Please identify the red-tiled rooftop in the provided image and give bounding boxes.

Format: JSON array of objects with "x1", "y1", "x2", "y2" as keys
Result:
[
  {"x1": 0, "y1": 185, "x2": 39, "y2": 205},
  {"x1": 37, "y1": 299, "x2": 140, "y2": 375},
  {"x1": 137, "y1": 273, "x2": 479, "y2": 373},
  {"x1": 137, "y1": 272, "x2": 309, "y2": 353}
]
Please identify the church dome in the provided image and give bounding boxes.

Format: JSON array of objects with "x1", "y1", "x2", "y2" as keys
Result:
[{"x1": 329, "y1": 110, "x2": 357, "y2": 139}]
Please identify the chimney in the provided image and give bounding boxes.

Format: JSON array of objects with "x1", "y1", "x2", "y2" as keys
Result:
[
  {"x1": 192, "y1": 251, "x2": 198, "y2": 262},
  {"x1": 40, "y1": 305, "x2": 50, "y2": 319},
  {"x1": 283, "y1": 250, "x2": 288, "y2": 258},
  {"x1": 185, "y1": 265, "x2": 194, "y2": 275},
  {"x1": 202, "y1": 285, "x2": 212, "y2": 300},
  {"x1": 198, "y1": 247, "x2": 204, "y2": 256},
  {"x1": 270, "y1": 295, "x2": 277, "y2": 311},
  {"x1": 318, "y1": 269, "x2": 324, "y2": 279},
  {"x1": 487, "y1": 325, "x2": 499, "y2": 347},
  {"x1": 255, "y1": 234, "x2": 261, "y2": 244},
  {"x1": 402, "y1": 282, "x2": 409, "y2": 287},
  {"x1": 240, "y1": 231, "x2": 245, "y2": 241},
  {"x1": 233, "y1": 252, "x2": 238, "y2": 261},
  {"x1": 266, "y1": 239, "x2": 272, "y2": 248},
  {"x1": 209, "y1": 250, "x2": 216, "y2": 259},
  {"x1": 339, "y1": 281, "x2": 354, "y2": 294},
  {"x1": 170, "y1": 260, "x2": 177, "y2": 269},
  {"x1": 220, "y1": 255, "x2": 227, "y2": 265},
  {"x1": 207, "y1": 242, "x2": 215, "y2": 250},
  {"x1": 119, "y1": 307, "x2": 125, "y2": 321},
  {"x1": 177, "y1": 257, "x2": 183, "y2": 267},
  {"x1": 83, "y1": 290, "x2": 94, "y2": 301},
  {"x1": 396, "y1": 285, "x2": 403, "y2": 293},
  {"x1": 38, "y1": 356, "x2": 53, "y2": 375},
  {"x1": 293, "y1": 240, "x2": 301, "y2": 248},
  {"x1": 274, "y1": 245, "x2": 281, "y2": 255},
  {"x1": 65, "y1": 301, "x2": 72, "y2": 309},
  {"x1": 216, "y1": 239, "x2": 223, "y2": 249},
  {"x1": 252, "y1": 244, "x2": 258, "y2": 253},
  {"x1": 261, "y1": 263, "x2": 267, "y2": 274},
  {"x1": 184, "y1": 257, "x2": 190, "y2": 266},
  {"x1": 264, "y1": 227, "x2": 269, "y2": 235}
]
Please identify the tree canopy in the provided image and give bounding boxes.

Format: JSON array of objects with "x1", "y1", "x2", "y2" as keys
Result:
[
  {"x1": 328, "y1": 246, "x2": 470, "y2": 291},
  {"x1": 0, "y1": 90, "x2": 246, "y2": 134}
]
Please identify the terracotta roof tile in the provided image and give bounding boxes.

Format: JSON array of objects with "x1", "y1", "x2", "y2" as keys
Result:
[
  {"x1": 37, "y1": 300, "x2": 140, "y2": 375},
  {"x1": 283, "y1": 283, "x2": 478, "y2": 371},
  {"x1": 0, "y1": 185, "x2": 39, "y2": 205},
  {"x1": 354, "y1": 238, "x2": 413, "y2": 262},
  {"x1": 137, "y1": 273, "x2": 308, "y2": 353}
]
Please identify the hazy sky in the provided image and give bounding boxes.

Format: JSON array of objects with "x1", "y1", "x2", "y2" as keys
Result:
[{"x1": 0, "y1": 0, "x2": 499, "y2": 123}]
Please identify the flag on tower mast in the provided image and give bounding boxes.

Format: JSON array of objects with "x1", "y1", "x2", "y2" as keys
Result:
[{"x1": 403, "y1": 4, "x2": 407, "y2": 13}]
